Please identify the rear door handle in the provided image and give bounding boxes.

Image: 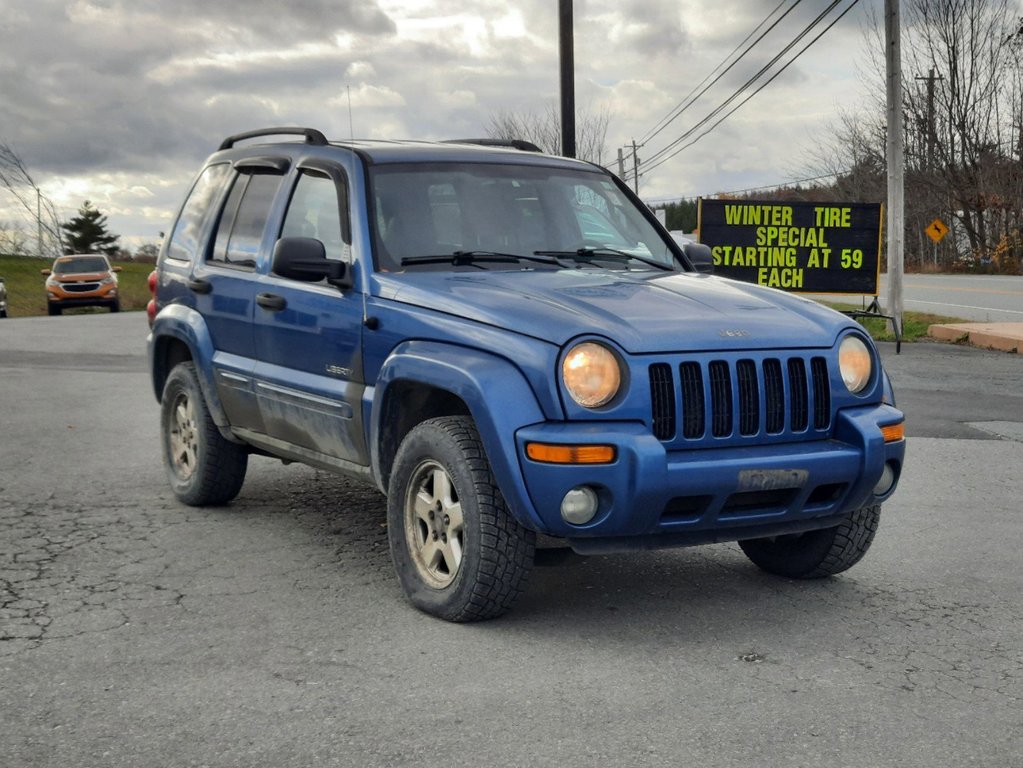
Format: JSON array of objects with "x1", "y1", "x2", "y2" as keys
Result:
[
  {"x1": 188, "y1": 278, "x2": 212, "y2": 294},
  {"x1": 256, "y1": 292, "x2": 287, "y2": 311}
]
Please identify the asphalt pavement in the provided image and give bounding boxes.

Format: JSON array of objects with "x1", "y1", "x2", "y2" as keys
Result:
[{"x1": 1, "y1": 313, "x2": 1021, "y2": 768}]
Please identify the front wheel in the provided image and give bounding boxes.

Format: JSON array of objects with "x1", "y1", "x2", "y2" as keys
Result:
[
  {"x1": 738, "y1": 504, "x2": 880, "y2": 579},
  {"x1": 387, "y1": 416, "x2": 535, "y2": 622},
  {"x1": 161, "y1": 362, "x2": 248, "y2": 506}
]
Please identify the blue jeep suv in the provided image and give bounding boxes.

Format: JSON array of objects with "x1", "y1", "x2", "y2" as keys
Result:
[{"x1": 148, "y1": 127, "x2": 905, "y2": 621}]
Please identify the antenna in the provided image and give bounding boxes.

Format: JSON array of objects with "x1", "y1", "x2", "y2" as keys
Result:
[{"x1": 347, "y1": 85, "x2": 354, "y2": 142}]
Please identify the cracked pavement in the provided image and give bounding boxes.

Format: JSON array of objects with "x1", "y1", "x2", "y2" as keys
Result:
[{"x1": 1, "y1": 314, "x2": 1021, "y2": 767}]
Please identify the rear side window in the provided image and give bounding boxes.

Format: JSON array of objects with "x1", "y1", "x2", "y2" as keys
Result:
[
  {"x1": 166, "y1": 163, "x2": 231, "y2": 262},
  {"x1": 208, "y1": 171, "x2": 284, "y2": 269}
]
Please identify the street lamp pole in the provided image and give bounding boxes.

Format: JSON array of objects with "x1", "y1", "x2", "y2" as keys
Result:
[{"x1": 36, "y1": 185, "x2": 43, "y2": 259}]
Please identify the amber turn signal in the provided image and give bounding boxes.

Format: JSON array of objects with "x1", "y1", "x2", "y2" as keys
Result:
[
  {"x1": 526, "y1": 443, "x2": 616, "y2": 464},
  {"x1": 881, "y1": 422, "x2": 905, "y2": 443}
]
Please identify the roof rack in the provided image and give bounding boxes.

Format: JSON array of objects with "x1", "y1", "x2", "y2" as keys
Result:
[
  {"x1": 219, "y1": 127, "x2": 328, "y2": 151},
  {"x1": 443, "y1": 138, "x2": 543, "y2": 153}
]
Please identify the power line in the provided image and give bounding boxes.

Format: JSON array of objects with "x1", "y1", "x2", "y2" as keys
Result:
[
  {"x1": 643, "y1": 0, "x2": 861, "y2": 177},
  {"x1": 638, "y1": 0, "x2": 799, "y2": 146},
  {"x1": 642, "y1": 0, "x2": 844, "y2": 171},
  {"x1": 643, "y1": 169, "x2": 849, "y2": 204}
]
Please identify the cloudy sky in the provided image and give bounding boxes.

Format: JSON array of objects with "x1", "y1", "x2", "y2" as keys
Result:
[{"x1": 0, "y1": 0, "x2": 882, "y2": 251}]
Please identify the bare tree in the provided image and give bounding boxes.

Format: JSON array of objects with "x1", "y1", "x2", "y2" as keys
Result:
[
  {"x1": 0, "y1": 142, "x2": 64, "y2": 258},
  {"x1": 486, "y1": 101, "x2": 612, "y2": 165},
  {"x1": 0, "y1": 220, "x2": 31, "y2": 256},
  {"x1": 805, "y1": 0, "x2": 1023, "y2": 272}
]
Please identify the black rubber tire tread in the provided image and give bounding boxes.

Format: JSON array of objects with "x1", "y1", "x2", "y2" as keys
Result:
[
  {"x1": 387, "y1": 416, "x2": 535, "y2": 622},
  {"x1": 738, "y1": 504, "x2": 880, "y2": 579},
  {"x1": 161, "y1": 362, "x2": 248, "y2": 507}
]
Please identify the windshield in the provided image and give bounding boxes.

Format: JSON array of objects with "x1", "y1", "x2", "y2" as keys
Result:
[
  {"x1": 54, "y1": 256, "x2": 109, "y2": 274},
  {"x1": 369, "y1": 162, "x2": 677, "y2": 272}
]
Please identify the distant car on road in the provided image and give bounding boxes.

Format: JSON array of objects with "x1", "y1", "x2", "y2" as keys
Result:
[
  {"x1": 42, "y1": 254, "x2": 121, "y2": 315},
  {"x1": 0, "y1": 275, "x2": 7, "y2": 318}
]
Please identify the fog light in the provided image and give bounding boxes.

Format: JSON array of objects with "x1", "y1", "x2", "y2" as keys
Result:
[
  {"x1": 873, "y1": 461, "x2": 896, "y2": 496},
  {"x1": 561, "y1": 486, "x2": 599, "y2": 525}
]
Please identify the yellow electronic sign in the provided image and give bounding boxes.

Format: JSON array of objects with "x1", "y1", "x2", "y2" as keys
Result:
[{"x1": 697, "y1": 199, "x2": 884, "y2": 295}]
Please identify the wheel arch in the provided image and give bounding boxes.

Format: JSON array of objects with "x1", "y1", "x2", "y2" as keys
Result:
[
  {"x1": 370, "y1": 341, "x2": 546, "y2": 530},
  {"x1": 148, "y1": 305, "x2": 232, "y2": 431}
]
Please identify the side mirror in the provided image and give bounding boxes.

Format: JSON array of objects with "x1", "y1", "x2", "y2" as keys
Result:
[
  {"x1": 271, "y1": 237, "x2": 351, "y2": 288},
  {"x1": 112, "y1": 266, "x2": 123, "y2": 273},
  {"x1": 683, "y1": 242, "x2": 714, "y2": 274},
  {"x1": 41, "y1": 268, "x2": 52, "y2": 276}
]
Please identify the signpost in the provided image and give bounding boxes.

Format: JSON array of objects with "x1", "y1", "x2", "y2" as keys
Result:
[
  {"x1": 697, "y1": 198, "x2": 900, "y2": 352},
  {"x1": 697, "y1": 199, "x2": 884, "y2": 295},
  {"x1": 924, "y1": 217, "x2": 948, "y2": 243}
]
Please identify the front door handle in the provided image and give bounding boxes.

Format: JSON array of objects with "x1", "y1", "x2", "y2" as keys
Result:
[
  {"x1": 256, "y1": 292, "x2": 287, "y2": 311},
  {"x1": 188, "y1": 278, "x2": 212, "y2": 294}
]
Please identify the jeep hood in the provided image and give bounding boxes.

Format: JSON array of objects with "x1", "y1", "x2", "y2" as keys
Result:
[{"x1": 378, "y1": 270, "x2": 853, "y2": 353}]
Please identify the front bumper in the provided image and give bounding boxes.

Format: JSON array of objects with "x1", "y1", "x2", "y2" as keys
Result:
[
  {"x1": 512, "y1": 404, "x2": 905, "y2": 552},
  {"x1": 47, "y1": 286, "x2": 118, "y2": 308}
]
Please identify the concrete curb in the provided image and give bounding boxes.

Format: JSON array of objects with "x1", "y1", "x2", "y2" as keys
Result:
[{"x1": 928, "y1": 322, "x2": 1023, "y2": 354}]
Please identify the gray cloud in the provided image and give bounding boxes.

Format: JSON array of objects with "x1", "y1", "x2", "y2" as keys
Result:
[{"x1": 0, "y1": 0, "x2": 878, "y2": 244}]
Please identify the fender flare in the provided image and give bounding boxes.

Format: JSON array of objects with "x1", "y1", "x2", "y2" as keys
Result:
[
  {"x1": 148, "y1": 304, "x2": 231, "y2": 429},
  {"x1": 371, "y1": 340, "x2": 548, "y2": 530}
]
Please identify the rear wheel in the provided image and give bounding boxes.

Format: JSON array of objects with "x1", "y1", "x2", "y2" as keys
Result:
[
  {"x1": 161, "y1": 362, "x2": 248, "y2": 506},
  {"x1": 387, "y1": 416, "x2": 535, "y2": 621},
  {"x1": 738, "y1": 504, "x2": 880, "y2": 579}
]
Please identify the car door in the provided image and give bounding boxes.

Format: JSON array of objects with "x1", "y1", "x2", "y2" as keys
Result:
[
  {"x1": 193, "y1": 160, "x2": 288, "y2": 432},
  {"x1": 250, "y1": 160, "x2": 369, "y2": 468}
]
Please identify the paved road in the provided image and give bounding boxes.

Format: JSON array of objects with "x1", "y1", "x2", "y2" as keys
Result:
[
  {"x1": 809, "y1": 273, "x2": 1023, "y2": 323},
  {"x1": 2, "y1": 314, "x2": 1022, "y2": 767}
]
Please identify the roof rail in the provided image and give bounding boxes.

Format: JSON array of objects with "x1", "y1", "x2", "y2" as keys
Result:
[
  {"x1": 218, "y1": 127, "x2": 328, "y2": 151},
  {"x1": 443, "y1": 138, "x2": 543, "y2": 153}
]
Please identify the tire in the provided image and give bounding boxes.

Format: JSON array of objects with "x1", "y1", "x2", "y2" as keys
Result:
[
  {"x1": 161, "y1": 362, "x2": 248, "y2": 506},
  {"x1": 48, "y1": 304, "x2": 61, "y2": 316},
  {"x1": 387, "y1": 416, "x2": 535, "y2": 622},
  {"x1": 110, "y1": 299, "x2": 121, "y2": 313},
  {"x1": 738, "y1": 504, "x2": 880, "y2": 579}
]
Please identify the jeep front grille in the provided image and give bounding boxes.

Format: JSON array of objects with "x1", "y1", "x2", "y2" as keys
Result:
[{"x1": 648, "y1": 355, "x2": 832, "y2": 444}]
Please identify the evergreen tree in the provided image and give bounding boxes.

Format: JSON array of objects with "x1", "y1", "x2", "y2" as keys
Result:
[{"x1": 62, "y1": 201, "x2": 119, "y2": 255}]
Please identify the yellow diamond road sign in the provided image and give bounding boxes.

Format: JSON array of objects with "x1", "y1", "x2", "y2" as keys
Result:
[{"x1": 925, "y1": 218, "x2": 949, "y2": 243}]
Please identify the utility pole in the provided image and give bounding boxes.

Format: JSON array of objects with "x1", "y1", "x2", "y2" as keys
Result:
[
  {"x1": 915, "y1": 67, "x2": 943, "y2": 267},
  {"x1": 885, "y1": 0, "x2": 904, "y2": 336},
  {"x1": 631, "y1": 140, "x2": 640, "y2": 194},
  {"x1": 914, "y1": 68, "x2": 943, "y2": 172},
  {"x1": 558, "y1": 0, "x2": 576, "y2": 158},
  {"x1": 617, "y1": 147, "x2": 625, "y2": 179}
]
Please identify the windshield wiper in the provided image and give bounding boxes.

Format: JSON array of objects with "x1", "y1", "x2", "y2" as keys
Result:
[
  {"x1": 401, "y1": 250, "x2": 565, "y2": 268},
  {"x1": 535, "y1": 247, "x2": 675, "y2": 272}
]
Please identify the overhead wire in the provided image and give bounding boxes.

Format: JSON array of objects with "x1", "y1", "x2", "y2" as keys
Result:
[
  {"x1": 641, "y1": 0, "x2": 846, "y2": 174},
  {"x1": 638, "y1": 0, "x2": 799, "y2": 146},
  {"x1": 642, "y1": 0, "x2": 862, "y2": 177}
]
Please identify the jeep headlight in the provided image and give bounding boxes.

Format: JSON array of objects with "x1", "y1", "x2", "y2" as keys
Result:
[
  {"x1": 562, "y1": 342, "x2": 621, "y2": 408},
  {"x1": 839, "y1": 335, "x2": 872, "y2": 393}
]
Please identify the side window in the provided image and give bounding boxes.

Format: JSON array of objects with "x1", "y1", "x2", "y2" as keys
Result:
[
  {"x1": 166, "y1": 164, "x2": 231, "y2": 262},
  {"x1": 280, "y1": 171, "x2": 347, "y2": 262},
  {"x1": 207, "y1": 170, "x2": 283, "y2": 269}
]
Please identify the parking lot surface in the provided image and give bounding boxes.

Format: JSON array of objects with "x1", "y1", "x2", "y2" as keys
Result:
[{"x1": 2, "y1": 314, "x2": 1021, "y2": 767}]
